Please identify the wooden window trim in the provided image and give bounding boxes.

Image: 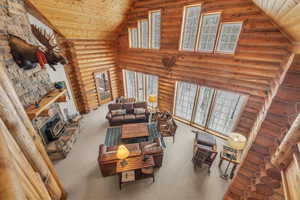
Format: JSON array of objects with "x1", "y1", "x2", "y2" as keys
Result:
[
  {"x1": 149, "y1": 9, "x2": 161, "y2": 50},
  {"x1": 215, "y1": 21, "x2": 243, "y2": 55},
  {"x1": 195, "y1": 12, "x2": 222, "y2": 53},
  {"x1": 179, "y1": 3, "x2": 202, "y2": 51},
  {"x1": 128, "y1": 28, "x2": 132, "y2": 48}
]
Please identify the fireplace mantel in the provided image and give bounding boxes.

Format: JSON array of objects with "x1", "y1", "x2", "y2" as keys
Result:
[{"x1": 26, "y1": 89, "x2": 67, "y2": 120}]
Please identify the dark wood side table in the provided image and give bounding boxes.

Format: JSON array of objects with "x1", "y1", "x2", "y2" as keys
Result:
[
  {"x1": 117, "y1": 156, "x2": 155, "y2": 190},
  {"x1": 218, "y1": 145, "x2": 241, "y2": 179}
]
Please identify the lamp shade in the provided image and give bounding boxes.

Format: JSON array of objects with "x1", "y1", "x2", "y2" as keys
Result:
[
  {"x1": 228, "y1": 133, "x2": 247, "y2": 150},
  {"x1": 116, "y1": 145, "x2": 130, "y2": 160},
  {"x1": 148, "y1": 94, "x2": 156, "y2": 103}
]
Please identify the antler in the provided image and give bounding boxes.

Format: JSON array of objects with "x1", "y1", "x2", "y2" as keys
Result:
[{"x1": 31, "y1": 24, "x2": 57, "y2": 51}]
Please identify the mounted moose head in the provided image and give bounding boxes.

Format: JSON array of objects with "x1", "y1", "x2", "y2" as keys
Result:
[
  {"x1": 8, "y1": 25, "x2": 67, "y2": 71},
  {"x1": 162, "y1": 56, "x2": 177, "y2": 72}
]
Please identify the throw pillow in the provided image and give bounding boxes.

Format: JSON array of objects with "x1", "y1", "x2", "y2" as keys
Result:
[
  {"x1": 134, "y1": 108, "x2": 145, "y2": 115},
  {"x1": 111, "y1": 109, "x2": 126, "y2": 116},
  {"x1": 144, "y1": 143, "x2": 158, "y2": 149}
]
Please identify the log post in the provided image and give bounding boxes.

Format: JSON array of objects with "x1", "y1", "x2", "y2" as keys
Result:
[
  {"x1": 271, "y1": 114, "x2": 300, "y2": 168},
  {"x1": 1, "y1": 119, "x2": 52, "y2": 199},
  {"x1": 0, "y1": 119, "x2": 25, "y2": 200},
  {"x1": 0, "y1": 61, "x2": 66, "y2": 198},
  {"x1": 0, "y1": 84, "x2": 61, "y2": 199}
]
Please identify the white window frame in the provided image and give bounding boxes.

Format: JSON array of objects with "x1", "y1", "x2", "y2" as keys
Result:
[
  {"x1": 173, "y1": 81, "x2": 248, "y2": 138},
  {"x1": 138, "y1": 19, "x2": 149, "y2": 49},
  {"x1": 149, "y1": 10, "x2": 161, "y2": 50},
  {"x1": 215, "y1": 22, "x2": 243, "y2": 54},
  {"x1": 179, "y1": 4, "x2": 202, "y2": 51},
  {"x1": 196, "y1": 12, "x2": 221, "y2": 53},
  {"x1": 128, "y1": 27, "x2": 138, "y2": 48}
]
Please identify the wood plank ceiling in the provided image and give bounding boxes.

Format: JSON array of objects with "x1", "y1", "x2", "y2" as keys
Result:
[
  {"x1": 26, "y1": 0, "x2": 133, "y2": 39},
  {"x1": 253, "y1": 0, "x2": 300, "y2": 42}
]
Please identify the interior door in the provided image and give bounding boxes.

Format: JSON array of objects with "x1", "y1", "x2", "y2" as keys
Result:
[{"x1": 94, "y1": 70, "x2": 112, "y2": 105}]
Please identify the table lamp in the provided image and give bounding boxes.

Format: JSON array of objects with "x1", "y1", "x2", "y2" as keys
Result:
[
  {"x1": 148, "y1": 94, "x2": 156, "y2": 109},
  {"x1": 228, "y1": 132, "x2": 247, "y2": 151},
  {"x1": 221, "y1": 132, "x2": 247, "y2": 180},
  {"x1": 117, "y1": 145, "x2": 130, "y2": 167}
]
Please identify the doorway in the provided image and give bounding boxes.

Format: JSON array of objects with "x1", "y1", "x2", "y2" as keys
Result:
[{"x1": 94, "y1": 70, "x2": 112, "y2": 105}]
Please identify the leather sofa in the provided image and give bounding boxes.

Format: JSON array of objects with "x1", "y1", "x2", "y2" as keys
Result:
[
  {"x1": 106, "y1": 102, "x2": 150, "y2": 126},
  {"x1": 98, "y1": 139, "x2": 164, "y2": 177}
]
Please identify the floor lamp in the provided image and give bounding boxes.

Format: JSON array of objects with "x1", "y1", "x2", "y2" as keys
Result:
[
  {"x1": 221, "y1": 132, "x2": 247, "y2": 180},
  {"x1": 148, "y1": 94, "x2": 156, "y2": 122}
]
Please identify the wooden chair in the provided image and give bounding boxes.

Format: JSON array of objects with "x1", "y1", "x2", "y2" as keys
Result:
[
  {"x1": 192, "y1": 131, "x2": 218, "y2": 173},
  {"x1": 158, "y1": 118, "x2": 177, "y2": 143},
  {"x1": 192, "y1": 144, "x2": 217, "y2": 173}
]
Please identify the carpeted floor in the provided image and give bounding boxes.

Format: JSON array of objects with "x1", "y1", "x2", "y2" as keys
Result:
[{"x1": 54, "y1": 104, "x2": 230, "y2": 200}]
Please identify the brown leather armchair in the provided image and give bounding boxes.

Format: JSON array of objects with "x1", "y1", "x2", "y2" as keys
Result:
[
  {"x1": 158, "y1": 118, "x2": 177, "y2": 143},
  {"x1": 98, "y1": 143, "x2": 141, "y2": 177},
  {"x1": 140, "y1": 138, "x2": 164, "y2": 168}
]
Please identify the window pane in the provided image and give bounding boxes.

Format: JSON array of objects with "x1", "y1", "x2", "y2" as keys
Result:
[
  {"x1": 197, "y1": 13, "x2": 220, "y2": 52},
  {"x1": 136, "y1": 72, "x2": 145, "y2": 102},
  {"x1": 147, "y1": 75, "x2": 158, "y2": 107},
  {"x1": 130, "y1": 28, "x2": 138, "y2": 48},
  {"x1": 194, "y1": 87, "x2": 215, "y2": 126},
  {"x1": 216, "y1": 22, "x2": 242, "y2": 54},
  {"x1": 151, "y1": 11, "x2": 161, "y2": 49},
  {"x1": 139, "y1": 19, "x2": 149, "y2": 48},
  {"x1": 207, "y1": 90, "x2": 246, "y2": 135},
  {"x1": 181, "y1": 5, "x2": 201, "y2": 51},
  {"x1": 175, "y1": 81, "x2": 197, "y2": 121},
  {"x1": 125, "y1": 70, "x2": 136, "y2": 98}
]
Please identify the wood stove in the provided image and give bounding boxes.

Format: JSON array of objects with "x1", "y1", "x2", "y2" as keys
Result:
[{"x1": 40, "y1": 113, "x2": 65, "y2": 144}]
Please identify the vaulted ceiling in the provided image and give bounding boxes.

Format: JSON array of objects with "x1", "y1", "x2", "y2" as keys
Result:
[
  {"x1": 26, "y1": 0, "x2": 300, "y2": 43},
  {"x1": 26, "y1": 0, "x2": 133, "y2": 39},
  {"x1": 253, "y1": 0, "x2": 300, "y2": 42}
]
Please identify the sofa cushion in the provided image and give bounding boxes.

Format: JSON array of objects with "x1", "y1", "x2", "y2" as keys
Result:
[
  {"x1": 111, "y1": 109, "x2": 126, "y2": 117},
  {"x1": 134, "y1": 108, "x2": 146, "y2": 114},
  {"x1": 123, "y1": 103, "x2": 134, "y2": 114},
  {"x1": 144, "y1": 142, "x2": 158, "y2": 149},
  {"x1": 108, "y1": 103, "x2": 123, "y2": 110},
  {"x1": 111, "y1": 115, "x2": 124, "y2": 122},
  {"x1": 102, "y1": 151, "x2": 117, "y2": 161},
  {"x1": 124, "y1": 114, "x2": 135, "y2": 120},
  {"x1": 134, "y1": 102, "x2": 147, "y2": 108},
  {"x1": 143, "y1": 146, "x2": 163, "y2": 155},
  {"x1": 135, "y1": 114, "x2": 146, "y2": 120}
]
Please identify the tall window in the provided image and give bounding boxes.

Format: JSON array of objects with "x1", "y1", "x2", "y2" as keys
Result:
[
  {"x1": 129, "y1": 28, "x2": 138, "y2": 48},
  {"x1": 149, "y1": 10, "x2": 161, "y2": 49},
  {"x1": 138, "y1": 19, "x2": 149, "y2": 48},
  {"x1": 123, "y1": 70, "x2": 159, "y2": 106},
  {"x1": 124, "y1": 70, "x2": 136, "y2": 98},
  {"x1": 174, "y1": 82, "x2": 197, "y2": 121},
  {"x1": 208, "y1": 90, "x2": 244, "y2": 133},
  {"x1": 173, "y1": 81, "x2": 247, "y2": 136},
  {"x1": 197, "y1": 13, "x2": 221, "y2": 52},
  {"x1": 216, "y1": 22, "x2": 242, "y2": 54},
  {"x1": 147, "y1": 75, "x2": 159, "y2": 107},
  {"x1": 136, "y1": 72, "x2": 145, "y2": 101},
  {"x1": 180, "y1": 5, "x2": 202, "y2": 51}
]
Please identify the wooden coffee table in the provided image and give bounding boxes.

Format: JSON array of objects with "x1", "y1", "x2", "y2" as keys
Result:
[
  {"x1": 117, "y1": 156, "x2": 155, "y2": 189},
  {"x1": 121, "y1": 123, "x2": 149, "y2": 139}
]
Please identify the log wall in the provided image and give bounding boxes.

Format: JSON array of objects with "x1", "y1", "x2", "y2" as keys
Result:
[
  {"x1": 62, "y1": 40, "x2": 121, "y2": 113},
  {"x1": 116, "y1": 0, "x2": 292, "y2": 137},
  {"x1": 225, "y1": 55, "x2": 300, "y2": 199}
]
